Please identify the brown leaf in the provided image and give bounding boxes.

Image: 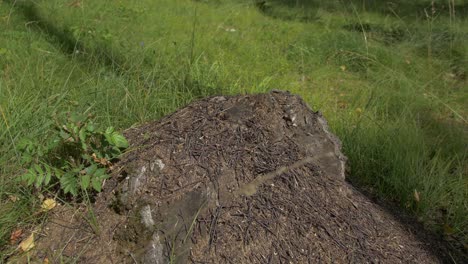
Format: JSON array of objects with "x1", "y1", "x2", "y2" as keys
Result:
[
  {"x1": 92, "y1": 153, "x2": 100, "y2": 163},
  {"x1": 92, "y1": 153, "x2": 110, "y2": 166},
  {"x1": 99, "y1": 157, "x2": 109, "y2": 166},
  {"x1": 10, "y1": 229, "x2": 22, "y2": 245}
]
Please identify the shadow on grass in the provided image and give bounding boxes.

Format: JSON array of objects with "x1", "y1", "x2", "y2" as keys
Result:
[
  {"x1": 255, "y1": 0, "x2": 468, "y2": 21},
  {"x1": 3, "y1": 0, "x2": 223, "y2": 99},
  {"x1": 342, "y1": 22, "x2": 467, "y2": 80},
  {"x1": 3, "y1": 0, "x2": 127, "y2": 74},
  {"x1": 257, "y1": 0, "x2": 467, "y2": 82},
  {"x1": 254, "y1": 0, "x2": 320, "y2": 22}
]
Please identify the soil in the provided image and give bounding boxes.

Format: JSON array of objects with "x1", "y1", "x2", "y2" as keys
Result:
[{"x1": 18, "y1": 91, "x2": 456, "y2": 263}]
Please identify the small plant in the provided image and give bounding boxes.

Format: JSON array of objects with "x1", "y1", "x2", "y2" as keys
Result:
[{"x1": 18, "y1": 112, "x2": 128, "y2": 197}]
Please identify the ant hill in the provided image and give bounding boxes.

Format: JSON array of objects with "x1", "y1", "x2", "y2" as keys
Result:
[{"x1": 34, "y1": 91, "x2": 443, "y2": 263}]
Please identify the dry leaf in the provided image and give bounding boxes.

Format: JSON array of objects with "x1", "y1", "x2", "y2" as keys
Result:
[
  {"x1": 8, "y1": 195, "x2": 19, "y2": 202},
  {"x1": 92, "y1": 153, "x2": 99, "y2": 162},
  {"x1": 19, "y1": 233, "x2": 35, "y2": 252},
  {"x1": 340, "y1": 65, "x2": 346, "y2": 71},
  {"x1": 41, "y1": 198, "x2": 57, "y2": 211},
  {"x1": 413, "y1": 190, "x2": 420, "y2": 203},
  {"x1": 43, "y1": 257, "x2": 50, "y2": 264},
  {"x1": 92, "y1": 153, "x2": 110, "y2": 166},
  {"x1": 99, "y1": 157, "x2": 109, "y2": 166},
  {"x1": 10, "y1": 229, "x2": 22, "y2": 245}
]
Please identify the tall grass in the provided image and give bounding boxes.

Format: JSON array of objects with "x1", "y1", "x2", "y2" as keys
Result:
[{"x1": 1, "y1": 0, "x2": 466, "y2": 258}]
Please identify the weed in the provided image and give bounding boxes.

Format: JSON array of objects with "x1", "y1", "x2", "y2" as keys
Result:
[{"x1": 17, "y1": 112, "x2": 128, "y2": 197}]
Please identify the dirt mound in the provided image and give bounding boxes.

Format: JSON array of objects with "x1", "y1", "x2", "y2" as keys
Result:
[{"x1": 31, "y1": 91, "x2": 441, "y2": 263}]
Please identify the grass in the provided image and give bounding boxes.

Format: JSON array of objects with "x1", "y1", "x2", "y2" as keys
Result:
[{"x1": 1, "y1": 0, "x2": 467, "y2": 259}]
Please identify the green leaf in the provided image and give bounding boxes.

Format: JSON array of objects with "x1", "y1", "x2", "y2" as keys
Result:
[
  {"x1": 86, "y1": 164, "x2": 98, "y2": 175},
  {"x1": 44, "y1": 165, "x2": 52, "y2": 185},
  {"x1": 79, "y1": 128, "x2": 87, "y2": 143},
  {"x1": 27, "y1": 173, "x2": 36, "y2": 185},
  {"x1": 104, "y1": 133, "x2": 112, "y2": 144},
  {"x1": 17, "y1": 173, "x2": 26, "y2": 183},
  {"x1": 104, "y1": 128, "x2": 128, "y2": 149},
  {"x1": 111, "y1": 133, "x2": 128, "y2": 148},
  {"x1": 91, "y1": 168, "x2": 108, "y2": 192},
  {"x1": 33, "y1": 164, "x2": 43, "y2": 174},
  {"x1": 20, "y1": 170, "x2": 36, "y2": 186},
  {"x1": 94, "y1": 168, "x2": 106, "y2": 178},
  {"x1": 17, "y1": 138, "x2": 33, "y2": 151},
  {"x1": 20, "y1": 154, "x2": 33, "y2": 165},
  {"x1": 69, "y1": 186, "x2": 78, "y2": 197},
  {"x1": 54, "y1": 168, "x2": 64, "y2": 179},
  {"x1": 71, "y1": 123, "x2": 79, "y2": 135},
  {"x1": 47, "y1": 137, "x2": 60, "y2": 150},
  {"x1": 86, "y1": 122, "x2": 95, "y2": 132},
  {"x1": 105, "y1": 127, "x2": 115, "y2": 135},
  {"x1": 33, "y1": 165, "x2": 44, "y2": 188},
  {"x1": 81, "y1": 174, "x2": 91, "y2": 190},
  {"x1": 91, "y1": 178, "x2": 102, "y2": 192},
  {"x1": 60, "y1": 130, "x2": 71, "y2": 140},
  {"x1": 61, "y1": 174, "x2": 78, "y2": 196},
  {"x1": 110, "y1": 146, "x2": 122, "y2": 157}
]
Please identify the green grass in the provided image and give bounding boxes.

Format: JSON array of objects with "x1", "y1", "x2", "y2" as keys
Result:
[{"x1": 1, "y1": 0, "x2": 467, "y2": 259}]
